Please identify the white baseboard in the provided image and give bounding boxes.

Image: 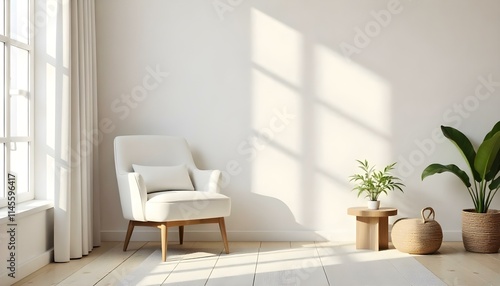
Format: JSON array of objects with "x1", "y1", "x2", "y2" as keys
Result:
[
  {"x1": 101, "y1": 230, "x2": 464, "y2": 242},
  {"x1": 0, "y1": 249, "x2": 53, "y2": 284}
]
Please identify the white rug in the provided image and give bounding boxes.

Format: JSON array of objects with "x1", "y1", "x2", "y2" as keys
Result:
[
  {"x1": 320, "y1": 254, "x2": 446, "y2": 286},
  {"x1": 116, "y1": 246, "x2": 446, "y2": 286}
]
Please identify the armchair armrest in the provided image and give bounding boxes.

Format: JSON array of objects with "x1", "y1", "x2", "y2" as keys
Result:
[
  {"x1": 116, "y1": 172, "x2": 148, "y2": 221},
  {"x1": 190, "y1": 169, "x2": 222, "y2": 193}
]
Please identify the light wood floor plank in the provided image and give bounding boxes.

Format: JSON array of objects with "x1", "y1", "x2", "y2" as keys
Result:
[
  {"x1": 414, "y1": 244, "x2": 493, "y2": 286},
  {"x1": 13, "y1": 242, "x2": 120, "y2": 286},
  {"x1": 94, "y1": 242, "x2": 158, "y2": 286},
  {"x1": 13, "y1": 242, "x2": 500, "y2": 286},
  {"x1": 56, "y1": 241, "x2": 146, "y2": 286},
  {"x1": 446, "y1": 241, "x2": 500, "y2": 279}
]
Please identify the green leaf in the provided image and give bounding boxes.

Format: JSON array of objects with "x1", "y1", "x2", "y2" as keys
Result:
[
  {"x1": 441, "y1": 125, "x2": 481, "y2": 182},
  {"x1": 483, "y1": 120, "x2": 500, "y2": 141},
  {"x1": 421, "y1": 163, "x2": 471, "y2": 188},
  {"x1": 486, "y1": 150, "x2": 500, "y2": 181},
  {"x1": 475, "y1": 132, "x2": 500, "y2": 180},
  {"x1": 485, "y1": 121, "x2": 500, "y2": 181},
  {"x1": 350, "y1": 160, "x2": 404, "y2": 199},
  {"x1": 490, "y1": 176, "x2": 500, "y2": 190}
]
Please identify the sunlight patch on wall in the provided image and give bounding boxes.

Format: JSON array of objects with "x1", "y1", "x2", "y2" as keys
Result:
[
  {"x1": 249, "y1": 8, "x2": 394, "y2": 228},
  {"x1": 251, "y1": 69, "x2": 301, "y2": 155},
  {"x1": 313, "y1": 44, "x2": 392, "y2": 175},
  {"x1": 249, "y1": 8, "x2": 302, "y2": 207},
  {"x1": 314, "y1": 105, "x2": 390, "y2": 179},
  {"x1": 251, "y1": 8, "x2": 303, "y2": 86},
  {"x1": 314, "y1": 44, "x2": 392, "y2": 137},
  {"x1": 311, "y1": 172, "x2": 357, "y2": 229},
  {"x1": 252, "y1": 146, "x2": 301, "y2": 209}
]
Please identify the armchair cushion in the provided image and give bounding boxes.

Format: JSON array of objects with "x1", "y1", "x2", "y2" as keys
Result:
[
  {"x1": 145, "y1": 191, "x2": 231, "y2": 221},
  {"x1": 132, "y1": 164, "x2": 194, "y2": 193}
]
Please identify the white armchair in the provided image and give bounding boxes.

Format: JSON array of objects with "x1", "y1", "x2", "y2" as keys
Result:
[{"x1": 114, "y1": 135, "x2": 231, "y2": 261}]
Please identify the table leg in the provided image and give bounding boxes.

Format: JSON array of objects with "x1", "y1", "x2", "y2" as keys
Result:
[
  {"x1": 356, "y1": 216, "x2": 380, "y2": 250},
  {"x1": 378, "y1": 217, "x2": 389, "y2": 250}
]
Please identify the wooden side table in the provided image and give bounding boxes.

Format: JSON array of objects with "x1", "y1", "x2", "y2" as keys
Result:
[{"x1": 347, "y1": 207, "x2": 398, "y2": 251}]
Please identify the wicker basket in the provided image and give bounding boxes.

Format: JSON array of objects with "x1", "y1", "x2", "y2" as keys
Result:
[
  {"x1": 462, "y1": 209, "x2": 500, "y2": 253},
  {"x1": 391, "y1": 207, "x2": 443, "y2": 254}
]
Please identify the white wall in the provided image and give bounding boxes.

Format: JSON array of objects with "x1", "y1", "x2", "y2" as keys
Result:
[
  {"x1": 96, "y1": 0, "x2": 500, "y2": 242},
  {"x1": 0, "y1": 207, "x2": 53, "y2": 284}
]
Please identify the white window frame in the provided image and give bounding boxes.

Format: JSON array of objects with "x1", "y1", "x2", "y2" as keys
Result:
[{"x1": 0, "y1": 0, "x2": 35, "y2": 207}]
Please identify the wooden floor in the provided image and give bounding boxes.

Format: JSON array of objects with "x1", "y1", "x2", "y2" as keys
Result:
[{"x1": 12, "y1": 241, "x2": 500, "y2": 286}]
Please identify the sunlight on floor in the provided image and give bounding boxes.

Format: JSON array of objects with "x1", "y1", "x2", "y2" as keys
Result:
[{"x1": 111, "y1": 241, "x2": 445, "y2": 286}]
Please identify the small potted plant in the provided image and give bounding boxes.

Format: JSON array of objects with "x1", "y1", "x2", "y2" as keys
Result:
[
  {"x1": 422, "y1": 121, "x2": 500, "y2": 253},
  {"x1": 349, "y1": 160, "x2": 405, "y2": 209}
]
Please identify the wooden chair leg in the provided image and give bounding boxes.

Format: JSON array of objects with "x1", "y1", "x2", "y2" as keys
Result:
[
  {"x1": 123, "y1": 221, "x2": 135, "y2": 251},
  {"x1": 218, "y1": 217, "x2": 230, "y2": 254},
  {"x1": 159, "y1": 223, "x2": 168, "y2": 262},
  {"x1": 179, "y1": 226, "x2": 184, "y2": 245}
]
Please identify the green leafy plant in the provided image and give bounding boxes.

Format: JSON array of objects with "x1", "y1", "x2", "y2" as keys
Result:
[
  {"x1": 421, "y1": 121, "x2": 500, "y2": 213},
  {"x1": 349, "y1": 160, "x2": 405, "y2": 201}
]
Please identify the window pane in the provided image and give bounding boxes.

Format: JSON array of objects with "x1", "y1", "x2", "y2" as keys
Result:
[
  {"x1": 10, "y1": 46, "x2": 29, "y2": 137},
  {"x1": 9, "y1": 141, "x2": 28, "y2": 194},
  {"x1": 10, "y1": 91, "x2": 28, "y2": 136},
  {"x1": 0, "y1": 43, "x2": 4, "y2": 136},
  {"x1": 10, "y1": 0, "x2": 29, "y2": 44},
  {"x1": 10, "y1": 46, "x2": 29, "y2": 91},
  {"x1": 0, "y1": 143, "x2": 4, "y2": 199}
]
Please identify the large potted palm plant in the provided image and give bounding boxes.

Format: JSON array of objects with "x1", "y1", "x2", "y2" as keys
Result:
[{"x1": 422, "y1": 120, "x2": 500, "y2": 253}]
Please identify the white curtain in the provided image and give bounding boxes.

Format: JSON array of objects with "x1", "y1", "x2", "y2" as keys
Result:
[{"x1": 53, "y1": 0, "x2": 101, "y2": 262}]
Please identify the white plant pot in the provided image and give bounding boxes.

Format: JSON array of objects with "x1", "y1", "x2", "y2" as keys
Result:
[{"x1": 367, "y1": 200, "x2": 380, "y2": 210}]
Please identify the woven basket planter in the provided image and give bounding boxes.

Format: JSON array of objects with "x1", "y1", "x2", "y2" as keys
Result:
[
  {"x1": 462, "y1": 209, "x2": 500, "y2": 253},
  {"x1": 391, "y1": 207, "x2": 443, "y2": 254}
]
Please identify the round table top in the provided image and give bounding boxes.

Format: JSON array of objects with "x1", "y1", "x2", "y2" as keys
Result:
[{"x1": 347, "y1": 207, "x2": 398, "y2": 217}]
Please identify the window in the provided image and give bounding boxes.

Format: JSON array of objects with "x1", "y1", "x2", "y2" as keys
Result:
[{"x1": 0, "y1": 0, "x2": 34, "y2": 207}]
